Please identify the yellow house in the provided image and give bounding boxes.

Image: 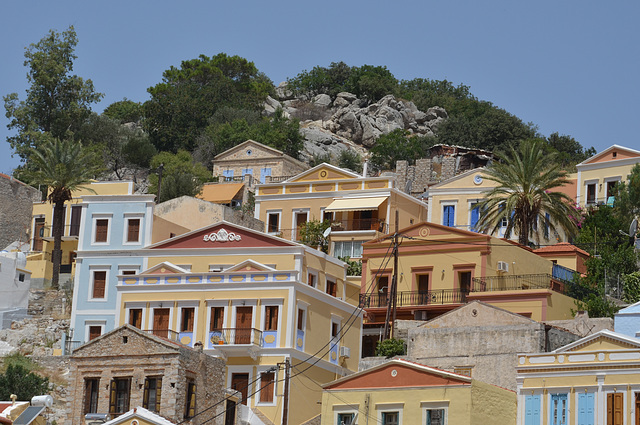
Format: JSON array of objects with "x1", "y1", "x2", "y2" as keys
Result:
[
  {"x1": 516, "y1": 329, "x2": 640, "y2": 425},
  {"x1": 254, "y1": 163, "x2": 428, "y2": 260},
  {"x1": 115, "y1": 221, "x2": 363, "y2": 425},
  {"x1": 28, "y1": 181, "x2": 134, "y2": 287},
  {"x1": 320, "y1": 359, "x2": 516, "y2": 425},
  {"x1": 576, "y1": 145, "x2": 640, "y2": 208},
  {"x1": 359, "y1": 222, "x2": 581, "y2": 356}
]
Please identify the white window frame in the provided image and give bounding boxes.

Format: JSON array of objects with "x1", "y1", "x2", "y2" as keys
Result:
[
  {"x1": 604, "y1": 176, "x2": 622, "y2": 200},
  {"x1": 88, "y1": 266, "x2": 110, "y2": 301},
  {"x1": 118, "y1": 265, "x2": 140, "y2": 276},
  {"x1": 84, "y1": 320, "x2": 106, "y2": 343},
  {"x1": 266, "y1": 210, "x2": 282, "y2": 235},
  {"x1": 231, "y1": 300, "x2": 258, "y2": 339},
  {"x1": 177, "y1": 302, "x2": 199, "y2": 335},
  {"x1": 255, "y1": 366, "x2": 278, "y2": 407},
  {"x1": 584, "y1": 179, "x2": 599, "y2": 205},
  {"x1": 149, "y1": 302, "x2": 174, "y2": 333},
  {"x1": 123, "y1": 213, "x2": 144, "y2": 245},
  {"x1": 206, "y1": 300, "x2": 228, "y2": 348},
  {"x1": 602, "y1": 387, "x2": 626, "y2": 425},
  {"x1": 333, "y1": 240, "x2": 363, "y2": 259},
  {"x1": 125, "y1": 302, "x2": 146, "y2": 329},
  {"x1": 226, "y1": 366, "x2": 254, "y2": 407},
  {"x1": 421, "y1": 401, "x2": 448, "y2": 425},
  {"x1": 296, "y1": 302, "x2": 308, "y2": 351},
  {"x1": 91, "y1": 214, "x2": 113, "y2": 245},
  {"x1": 468, "y1": 199, "x2": 482, "y2": 231},
  {"x1": 261, "y1": 299, "x2": 284, "y2": 336},
  {"x1": 376, "y1": 403, "x2": 404, "y2": 425},
  {"x1": 292, "y1": 209, "x2": 310, "y2": 240},
  {"x1": 546, "y1": 390, "x2": 570, "y2": 425},
  {"x1": 330, "y1": 314, "x2": 342, "y2": 343},
  {"x1": 333, "y1": 405, "x2": 359, "y2": 425},
  {"x1": 441, "y1": 201, "x2": 457, "y2": 227}
]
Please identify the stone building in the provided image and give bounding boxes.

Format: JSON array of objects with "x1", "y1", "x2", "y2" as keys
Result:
[
  {"x1": 0, "y1": 173, "x2": 40, "y2": 250},
  {"x1": 395, "y1": 144, "x2": 494, "y2": 198},
  {"x1": 67, "y1": 325, "x2": 228, "y2": 425}
]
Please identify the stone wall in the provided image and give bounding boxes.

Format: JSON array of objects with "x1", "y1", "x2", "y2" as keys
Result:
[
  {"x1": 67, "y1": 326, "x2": 227, "y2": 425},
  {"x1": 0, "y1": 174, "x2": 40, "y2": 250}
]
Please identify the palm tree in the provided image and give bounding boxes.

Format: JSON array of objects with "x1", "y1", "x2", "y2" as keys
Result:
[
  {"x1": 475, "y1": 139, "x2": 578, "y2": 246},
  {"x1": 28, "y1": 137, "x2": 101, "y2": 288}
]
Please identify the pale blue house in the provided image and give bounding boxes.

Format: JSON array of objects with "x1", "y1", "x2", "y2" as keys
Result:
[
  {"x1": 70, "y1": 194, "x2": 155, "y2": 345},
  {"x1": 614, "y1": 300, "x2": 640, "y2": 339}
]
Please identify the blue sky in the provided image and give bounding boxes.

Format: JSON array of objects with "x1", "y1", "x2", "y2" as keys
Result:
[{"x1": 1, "y1": 1, "x2": 638, "y2": 175}]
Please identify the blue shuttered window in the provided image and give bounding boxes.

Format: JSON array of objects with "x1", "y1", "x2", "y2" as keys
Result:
[
  {"x1": 578, "y1": 392, "x2": 595, "y2": 425},
  {"x1": 470, "y1": 205, "x2": 480, "y2": 231},
  {"x1": 524, "y1": 394, "x2": 540, "y2": 425},
  {"x1": 443, "y1": 205, "x2": 455, "y2": 227}
]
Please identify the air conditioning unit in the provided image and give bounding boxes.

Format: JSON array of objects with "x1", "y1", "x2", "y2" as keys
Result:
[
  {"x1": 497, "y1": 261, "x2": 509, "y2": 272},
  {"x1": 339, "y1": 346, "x2": 351, "y2": 358}
]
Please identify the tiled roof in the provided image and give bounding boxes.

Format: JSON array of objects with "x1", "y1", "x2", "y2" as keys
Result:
[{"x1": 534, "y1": 242, "x2": 589, "y2": 257}]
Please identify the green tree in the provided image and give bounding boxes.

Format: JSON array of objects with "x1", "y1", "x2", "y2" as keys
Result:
[
  {"x1": 149, "y1": 151, "x2": 211, "y2": 203},
  {"x1": 398, "y1": 78, "x2": 474, "y2": 112},
  {"x1": 338, "y1": 149, "x2": 363, "y2": 173},
  {"x1": 144, "y1": 53, "x2": 273, "y2": 153},
  {"x1": 345, "y1": 65, "x2": 398, "y2": 102},
  {"x1": 615, "y1": 164, "x2": 640, "y2": 222},
  {"x1": 4, "y1": 26, "x2": 103, "y2": 163},
  {"x1": 623, "y1": 272, "x2": 640, "y2": 304},
  {"x1": 475, "y1": 139, "x2": 579, "y2": 246},
  {"x1": 543, "y1": 132, "x2": 595, "y2": 170},
  {"x1": 298, "y1": 219, "x2": 331, "y2": 253},
  {"x1": 0, "y1": 364, "x2": 49, "y2": 400},
  {"x1": 103, "y1": 99, "x2": 144, "y2": 123},
  {"x1": 375, "y1": 338, "x2": 406, "y2": 357},
  {"x1": 286, "y1": 61, "x2": 353, "y2": 98},
  {"x1": 26, "y1": 137, "x2": 102, "y2": 288},
  {"x1": 370, "y1": 130, "x2": 434, "y2": 172}
]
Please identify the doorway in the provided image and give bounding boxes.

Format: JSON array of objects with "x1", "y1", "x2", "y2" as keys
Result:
[
  {"x1": 235, "y1": 307, "x2": 252, "y2": 344},
  {"x1": 231, "y1": 373, "x2": 249, "y2": 405}
]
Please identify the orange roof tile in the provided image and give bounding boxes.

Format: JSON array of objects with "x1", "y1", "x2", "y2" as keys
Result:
[{"x1": 535, "y1": 242, "x2": 589, "y2": 257}]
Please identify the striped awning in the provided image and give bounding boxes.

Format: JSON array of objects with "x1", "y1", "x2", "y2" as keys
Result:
[{"x1": 324, "y1": 197, "x2": 387, "y2": 212}]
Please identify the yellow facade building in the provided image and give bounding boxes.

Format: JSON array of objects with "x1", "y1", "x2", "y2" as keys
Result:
[
  {"x1": 28, "y1": 181, "x2": 133, "y2": 287},
  {"x1": 516, "y1": 330, "x2": 640, "y2": 425},
  {"x1": 576, "y1": 144, "x2": 640, "y2": 208},
  {"x1": 254, "y1": 163, "x2": 428, "y2": 260},
  {"x1": 115, "y1": 221, "x2": 363, "y2": 425},
  {"x1": 320, "y1": 359, "x2": 516, "y2": 425}
]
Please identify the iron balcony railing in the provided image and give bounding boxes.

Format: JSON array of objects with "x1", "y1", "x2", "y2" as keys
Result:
[
  {"x1": 360, "y1": 289, "x2": 469, "y2": 308},
  {"x1": 331, "y1": 218, "x2": 388, "y2": 233},
  {"x1": 209, "y1": 328, "x2": 263, "y2": 346}
]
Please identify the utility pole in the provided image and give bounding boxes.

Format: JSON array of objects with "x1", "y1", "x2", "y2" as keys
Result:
[
  {"x1": 383, "y1": 211, "x2": 400, "y2": 340},
  {"x1": 282, "y1": 358, "x2": 290, "y2": 425}
]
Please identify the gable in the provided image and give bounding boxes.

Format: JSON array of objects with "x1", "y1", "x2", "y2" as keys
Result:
[
  {"x1": 288, "y1": 163, "x2": 360, "y2": 182},
  {"x1": 555, "y1": 330, "x2": 640, "y2": 353},
  {"x1": 326, "y1": 363, "x2": 469, "y2": 390},
  {"x1": 72, "y1": 326, "x2": 180, "y2": 357},
  {"x1": 581, "y1": 145, "x2": 640, "y2": 165},
  {"x1": 430, "y1": 168, "x2": 495, "y2": 190},
  {"x1": 366, "y1": 221, "x2": 489, "y2": 246},
  {"x1": 214, "y1": 139, "x2": 284, "y2": 161},
  {"x1": 149, "y1": 222, "x2": 295, "y2": 250},
  {"x1": 422, "y1": 301, "x2": 536, "y2": 329},
  {"x1": 141, "y1": 262, "x2": 188, "y2": 275}
]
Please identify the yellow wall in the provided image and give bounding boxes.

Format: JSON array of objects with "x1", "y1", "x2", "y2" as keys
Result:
[
  {"x1": 471, "y1": 379, "x2": 517, "y2": 425},
  {"x1": 578, "y1": 161, "x2": 640, "y2": 207}
]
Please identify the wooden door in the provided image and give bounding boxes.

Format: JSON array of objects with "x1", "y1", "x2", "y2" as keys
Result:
[
  {"x1": 33, "y1": 218, "x2": 45, "y2": 251},
  {"x1": 231, "y1": 373, "x2": 249, "y2": 405},
  {"x1": 235, "y1": 307, "x2": 252, "y2": 344},
  {"x1": 153, "y1": 308, "x2": 170, "y2": 338},
  {"x1": 607, "y1": 393, "x2": 623, "y2": 425},
  {"x1": 294, "y1": 212, "x2": 307, "y2": 240}
]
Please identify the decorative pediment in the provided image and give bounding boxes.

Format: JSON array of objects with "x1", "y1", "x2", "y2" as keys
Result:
[
  {"x1": 141, "y1": 262, "x2": 189, "y2": 275},
  {"x1": 225, "y1": 259, "x2": 276, "y2": 272},
  {"x1": 365, "y1": 221, "x2": 490, "y2": 246},
  {"x1": 579, "y1": 145, "x2": 640, "y2": 165},
  {"x1": 554, "y1": 330, "x2": 640, "y2": 353},
  {"x1": 214, "y1": 139, "x2": 285, "y2": 161},
  {"x1": 287, "y1": 163, "x2": 360, "y2": 183},
  {"x1": 148, "y1": 221, "x2": 297, "y2": 250}
]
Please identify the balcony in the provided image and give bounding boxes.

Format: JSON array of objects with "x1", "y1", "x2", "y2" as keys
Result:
[
  {"x1": 331, "y1": 218, "x2": 388, "y2": 233},
  {"x1": 360, "y1": 289, "x2": 468, "y2": 308},
  {"x1": 472, "y1": 273, "x2": 570, "y2": 294},
  {"x1": 208, "y1": 328, "x2": 263, "y2": 347}
]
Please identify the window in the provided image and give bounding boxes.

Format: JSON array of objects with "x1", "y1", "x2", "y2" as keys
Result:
[
  {"x1": 267, "y1": 212, "x2": 280, "y2": 234},
  {"x1": 586, "y1": 183, "x2": 597, "y2": 205},
  {"x1": 442, "y1": 204, "x2": 455, "y2": 227},
  {"x1": 143, "y1": 377, "x2": 162, "y2": 412},
  {"x1": 222, "y1": 169, "x2": 234, "y2": 180},
  {"x1": 258, "y1": 371, "x2": 275, "y2": 403},
  {"x1": 126, "y1": 218, "x2": 141, "y2": 243},
  {"x1": 607, "y1": 393, "x2": 623, "y2": 425},
  {"x1": 326, "y1": 279, "x2": 337, "y2": 297},
  {"x1": 260, "y1": 167, "x2": 271, "y2": 184},
  {"x1": 338, "y1": 413, "x2": 355, "y2": 425},
  {"x1": 95, "y1": 219, "x2": 109, "y2": 243},
  {"x1": 18, "y1": 273, "x2": 25, "y2": 282},
  {"x1": 264, "y1": 306, "x2": 278, "y2": 331},
  {"x1": 92, "y1": 270, "x2": 107, "y2": 299},
  {"x1": 470, "y1": 203, "x2": 480, "y2": 231},
  {"x1": 322, "y1": 210, "x2": 333, "y2": 223},
  {"x1": 109, "y1": 378, "x2": 131, "y2": 416},
  {"x1": 544, "y1": 212, "x2": 551, "y2": 239},
  {"x1": 210, "y1": 307, "x2": 224, "y2": 330},
  {"x1": 84, "y1": 378, "x2": 100, "y2": 414},
  {"x1": 129, "y1": 309, "x2": 142, "y2": 328},
  {"x1": 382, "y1": 411, "x2": 399, "y2": 425},
  {"x1": 551, "y1": 393, "x2": 567, "y2": 425},
  {"x1": 425, "y1": 408, "x2": 445, "y2": 425},
  {"x1": 333, "y1": 240, "x2": 363, "y2": 259},
  {"x1": 185, "y1": 380, "x2": 196, "y2": 418},
  {"x1": 181, "y1": 307, "x2": 195, "y2": 332},
  {"x1": 525, "y1": 395, "x2": 541, "y2": 425},
  {"x1": 308, "y1": 272, "x2": 317, "y2": 288},
  {"x1": 297, "y1": 308, "x2": 305, "y2": 331},
  {"x1": 70, "y1": 206, "x2": 82, "y2": 237}
]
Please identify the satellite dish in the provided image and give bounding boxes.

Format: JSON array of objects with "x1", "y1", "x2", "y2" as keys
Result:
[
  {"x1": 631, "y1": 218, "x2": 638, "y2": 236},
  {"x1": 323, "y1": 227, "x2": 332, "y2": 238}
]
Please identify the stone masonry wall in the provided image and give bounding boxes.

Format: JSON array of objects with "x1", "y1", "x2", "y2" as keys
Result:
[
  {"x1": 0, "y1": 174, "x2": 40, "y2": 249},
  {"x1": 67, "y1": 327, "x2": 226, "y2": 425}
]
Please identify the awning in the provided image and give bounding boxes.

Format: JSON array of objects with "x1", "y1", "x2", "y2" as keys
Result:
[
  {"x1": 325, "y1": 197, "x2": 387, "y2": 212},
  {"x1": 198, "y1": 183, "x2": 244, "y2": 204}
]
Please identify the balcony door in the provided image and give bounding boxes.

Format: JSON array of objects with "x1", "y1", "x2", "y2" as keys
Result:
[
  {"x1": 33, "y1": 217, "x2": 45, "y2": 251},
  {"x1": 235, "y1": 307, "x2": 252, "y2": 344},
  {"x1": 231, "y1": 373, "x2": 249, "y2": 405},
  {"x1": 153, "y1": 308, "x2": 170, "y2": 338},
  {"x1": 294, "y1": 212, "x2": 308, "y2": 241}
]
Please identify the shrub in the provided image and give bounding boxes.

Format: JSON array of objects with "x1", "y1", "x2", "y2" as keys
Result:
[{"x1": 375, "y1": 338, "x2": 406, "y2": 358}]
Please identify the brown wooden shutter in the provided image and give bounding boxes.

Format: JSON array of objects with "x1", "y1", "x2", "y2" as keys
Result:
[
  {"x1": 92, "y1": 271, "x2": 106, "y2": 299},
  {"x1": 259, "y1": 372, "x2": 274, "y2": 403},
  {"x1": 127, "y1": 219, "x2": 140, "y2": 242},
  {"x1": 182, "y1": 308, "x2": 194, "y2": 332},
  {"x1": 95, "y1": 219, "x2": 109, "y2": 242},
  {"x1": 109, "y1": 380, "x2": 117, "y2": 414},
  {"x1": 84, "y1": 379, "x2": 92, "y2": 414},
  {"x1": 607, "y1": 393, "x2": 624, "y2": 425},
  {"x1": 155, "y1": 378, "x2": 162, "y2": 413},
  {"x1": 143, "y1": 378, "x2": 150, "y2": 409}
]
